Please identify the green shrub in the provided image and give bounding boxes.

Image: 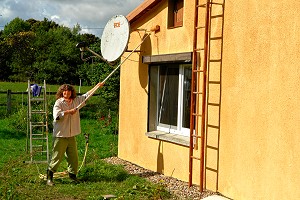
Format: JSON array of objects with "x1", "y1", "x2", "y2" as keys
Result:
[{"x1": 7, "y1": 106, "x2": 27, "y2": 133}]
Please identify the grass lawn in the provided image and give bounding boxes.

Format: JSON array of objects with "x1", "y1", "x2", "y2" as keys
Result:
[
  {"x1": 0, "y1": 117, "x2": 173, "y2": 200},
  {"x1": 0, "y1": 82, "x2": 174, "y2": 200}
]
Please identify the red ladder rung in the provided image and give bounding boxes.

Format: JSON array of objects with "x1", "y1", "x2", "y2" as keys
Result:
[
  {"x1": 195, "y1": 48, "x2": 204, "y2": 51},
  {"x1": 193, "y1": 69, "x2": 204, "y2": 73},
  {"x1": 193, "y1": 91, "x2": 202, "y2": 95},
  {"x1": 192, "y1": 113, "x2": 202, "y2": 116},
  {"x1": 191, "y1": 156, "x2": 201, "y2": 160},
  {"x1": 197, "y1": 4, "x2": 207, "y2": 8},
  {"x1": 196, "y1": 26, "x2": 206, "y2": 29},
  {"x1": 192, "y1": 134, "x2": 201, "y2": 138}
]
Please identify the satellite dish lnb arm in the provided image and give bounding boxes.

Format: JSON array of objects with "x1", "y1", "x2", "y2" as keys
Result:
[
  {"x1": 85, "y1": 47, "x2": 108, "y2": 62},
  {"x1": 76, "y1": 41, "x2": 111, "y2": 64}
]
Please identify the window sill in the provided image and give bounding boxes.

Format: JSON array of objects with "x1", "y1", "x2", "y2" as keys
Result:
[
  {"x1": 145, "y1": 131, "x2": 190, "y2": 147},
  {"x1": 168, "y1": 25, "x2": 183, "y2": 29}
]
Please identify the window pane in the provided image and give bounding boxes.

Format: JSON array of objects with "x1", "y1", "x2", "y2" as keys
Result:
[
  {"x1": 148, "y1": 66, "x2": 159, "y2": 132},
  {"x1": 168, "y1": 0, "x2": 184, "y2": 28},
  {"x1": 158, "y1": 66, "x2": 179, "y2": 127},
  {"x1": 182, "y1": 66, "x2": 192, "y2": 128},
  {"x1": 174, "y1": 0, "x2": 183, "y2": 26}
]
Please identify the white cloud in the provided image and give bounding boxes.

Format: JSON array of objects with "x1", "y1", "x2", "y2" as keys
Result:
[
  {"x1": 50, "y1": 15, "x2": 60, "y2": 21},
  {"x1": 0, "y1": 0, "x2": 144, "y2": 36}
]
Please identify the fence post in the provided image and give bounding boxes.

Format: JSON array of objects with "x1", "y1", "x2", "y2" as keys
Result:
[{"x1": 7, "y1": 89, "x2": 11, "y2": 114}]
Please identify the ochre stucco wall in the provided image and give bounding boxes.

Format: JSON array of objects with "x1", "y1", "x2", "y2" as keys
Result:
[
  {"x1": 119, "y1": 0, "x2": 300, "y2": 199},
  {"x1": 218, "y1": 0, "x2": 300, "y2": 199},
  {"x1": 118, "y1": 0, "x2": 199, "y2": 184}
]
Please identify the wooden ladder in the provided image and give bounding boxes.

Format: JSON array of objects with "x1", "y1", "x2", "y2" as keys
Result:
[
  {"x1": 189, "y1": 0, "x2": 225, "y2": 192},
  {"x1": 205, "y1": 0, "x2": 224, "y2": 191}
]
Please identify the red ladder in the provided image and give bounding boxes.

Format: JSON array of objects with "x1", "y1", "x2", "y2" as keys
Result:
[{"x1": 189, "y1": 0, "x2": 224, "y2": 192}]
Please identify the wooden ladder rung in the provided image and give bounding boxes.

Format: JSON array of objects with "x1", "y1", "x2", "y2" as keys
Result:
[
  {"x1": 208, "y1": 81, "x2": 221, "y2": 84},
  {"x1": 210, "y1": 36, "x2": 222, "y2": 40},
  {"x1": 207, "y1": 124, "x2": 220, "y2": 129},
  {"x1": 211, "y1": 14, "x2": 223, "y2": 19},
  {"x1": 209, "y1": 59, "x2": 222, "y2": 62},
  {"x1": 207, "y1": 145, "x2": 218, "y2": 150},
  {"x1": 206, "y1": 167, "x2": 218, "y2": 173},
  {"x1": 211, "y1": 2, "x2": 223, "y2": 6},
  {"x1": 207, "y1": 102, "x2": 220, "y2": 106}
]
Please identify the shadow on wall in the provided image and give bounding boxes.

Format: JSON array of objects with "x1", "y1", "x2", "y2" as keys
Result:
[
  {"x1": 157, "y1": 141, "x2": 164, "y2": 173},
  {"x1": 139, "y1": 31, "x2": 152, "y2": 92}
]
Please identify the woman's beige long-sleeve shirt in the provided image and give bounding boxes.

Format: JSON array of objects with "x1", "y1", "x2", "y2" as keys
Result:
[{"x1": 52, "y1": 95, "x2": 86, "y2": 137}]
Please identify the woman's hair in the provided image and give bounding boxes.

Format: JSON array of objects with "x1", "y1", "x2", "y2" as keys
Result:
[{"x1": 56, "y1": 84, "x2": 77, "y2": 100}]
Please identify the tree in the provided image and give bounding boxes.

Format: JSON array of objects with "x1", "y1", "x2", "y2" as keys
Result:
[
  {"x1": 28, "y1": 18, "x2": 59, "y2": 33},
  {"x1": 2, "y1": 17, "x2": 31, "y2": 38},
  {"x1": 32, "y1": 26, "x2": 81, "y2": 84},
  {"x1": 0, "y1": 16, "x2": 121, "y2": 99},
  {"x1": 0, "y1": 40, "x2": 12, "y2": 80},
  {"x1": 6, "y1": 31, "x2": 36, "y2": 81}
]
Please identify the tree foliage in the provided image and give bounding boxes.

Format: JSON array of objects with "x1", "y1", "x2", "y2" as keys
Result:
[
  {"x1": 0, "y1": 17, "x2": 120, "y2": 105},
  {"x1": 2, "y1": 17, "x2": 31, "y2": 38}
]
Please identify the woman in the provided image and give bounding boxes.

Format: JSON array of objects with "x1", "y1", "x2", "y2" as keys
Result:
[{"x1": 47, "y1": 83, "x2": 103, "y2": 186}]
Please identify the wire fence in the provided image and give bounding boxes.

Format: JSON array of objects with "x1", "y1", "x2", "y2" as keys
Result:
[
  {"x1": 0, "y1": 90, "x2": 101, "y2": 118},
  {"x1": 1, "y1": 90, "x2": 25, "y2": 117}
]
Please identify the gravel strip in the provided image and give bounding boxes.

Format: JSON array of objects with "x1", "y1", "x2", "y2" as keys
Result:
[{"x1": 103, "y1": 157, "x2": 216, "y2": 200}]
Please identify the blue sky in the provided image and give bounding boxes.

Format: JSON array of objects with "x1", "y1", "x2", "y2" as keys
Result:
[{"x1": 0, "y1": 0, "x2": 144, "y2": 37}]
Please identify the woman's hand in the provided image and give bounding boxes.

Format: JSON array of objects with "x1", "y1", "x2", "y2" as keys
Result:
[{"x1": 65, "y1": 108, "x2": 77, "y2": 115}]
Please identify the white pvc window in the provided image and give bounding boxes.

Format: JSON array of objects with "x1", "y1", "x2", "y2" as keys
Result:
[{"x1": 149, "y1": 64, "x2": 192, "y2": 136}]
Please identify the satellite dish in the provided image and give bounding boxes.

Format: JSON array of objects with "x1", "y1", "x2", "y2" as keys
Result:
[{"x1": 101, "y1": 15, "x2": 130, "y2": 62}]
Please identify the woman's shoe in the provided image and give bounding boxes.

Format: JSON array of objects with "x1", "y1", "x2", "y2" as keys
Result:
[
  {"x1": 46, "y1": 169, "x2": 55, "y2": 186},
  {"x1": 69, "y1": 173, "x2": 80, "y2": 184}
]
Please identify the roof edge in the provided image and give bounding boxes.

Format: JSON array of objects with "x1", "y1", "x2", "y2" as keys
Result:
[{"x1": 126, "y1": 0, "x2": 163, "y2": 23}]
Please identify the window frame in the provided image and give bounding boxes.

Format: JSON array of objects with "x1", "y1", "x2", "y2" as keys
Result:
[
  {"x1": 168, "y1": 0, "x2": 184, "y2": 28},
  {"x1": 148, "y1": 63, "x2": 192, "y2": 137}
]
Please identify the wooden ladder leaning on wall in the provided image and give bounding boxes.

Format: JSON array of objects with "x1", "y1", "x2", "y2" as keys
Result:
[{"x1": 189, "y1": 0, "x2": 224, "y2": 192}]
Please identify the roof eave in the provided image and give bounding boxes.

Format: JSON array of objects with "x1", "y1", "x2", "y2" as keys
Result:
[{"x1": 126, "y1": 0, "x2": 163, "y2": 23}]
